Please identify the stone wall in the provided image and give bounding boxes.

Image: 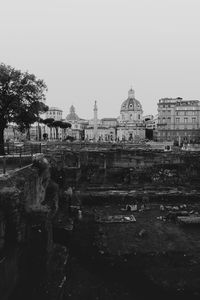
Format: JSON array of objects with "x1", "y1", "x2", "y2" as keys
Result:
[
  {"x1": 52, "y1": 149, "x2": 200, "y2": 191},
  {"x1": 0, "y1": 155, "x2": 53, "y2": 300}
]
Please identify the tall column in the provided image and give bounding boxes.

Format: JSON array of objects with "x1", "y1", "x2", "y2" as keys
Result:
[{"x1": 93, "y1": 101, "x2": 98, "y2": 141}]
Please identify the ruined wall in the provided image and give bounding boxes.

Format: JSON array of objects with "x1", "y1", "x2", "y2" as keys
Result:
[
  {"x1": 52, "y1": 149, "x2": 200, "y2": 191},
  {"x1": 0, "y1": 156, "x2": 53, "y2": 300}
]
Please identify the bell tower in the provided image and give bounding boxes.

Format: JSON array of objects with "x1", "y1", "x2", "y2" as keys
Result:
[{"x1": 128, "y1": 87, "x2": 135, "y2": 99}]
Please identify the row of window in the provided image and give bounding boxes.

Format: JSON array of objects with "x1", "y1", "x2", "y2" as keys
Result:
[
  {"x1": 159, "y1": 131, "x2": 199, "y2": 137},
  {"x1": 159, "y1": 102, "x2": 197, "y2": 108},
  {"x1": 159, "y1": 117, "x2": 197, "y2": 124},
  {"x1": 159, "y1": 104, "x2": 172, "y2": 108},
  {"x1": 48, "y1": 111, "x2": 62, "y2": 116},
  {"x1": 121, "y1": 114, "x2": 141, "y2": 120},
  {"x1": 159, "y1": 110, "x2": 171, "y2": 114},
  {"x1": 176, "y1": 111, "x2": 197, "y2": 116},
  {"x1": 176, "y1": 117, "x2": 197, "y2": 124},
  {"x1": 159, "y1": 110, "x2": 197, "y2": 115}
]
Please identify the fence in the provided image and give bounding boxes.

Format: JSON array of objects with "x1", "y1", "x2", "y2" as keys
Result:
[
  {"x1": 0, "y1": 140, "x2": 170, "y2": 174},
  {"x1": 3, "y1": 142, "x2": 43, "y2": 156},
  {"x1": 0, "y1": 142, "x2": 44, "y2": 174}
]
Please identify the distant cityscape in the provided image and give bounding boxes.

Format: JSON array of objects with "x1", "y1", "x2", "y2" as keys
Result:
[{"x1": 4, "y1": 87, "x2": 200, "y2": 145}]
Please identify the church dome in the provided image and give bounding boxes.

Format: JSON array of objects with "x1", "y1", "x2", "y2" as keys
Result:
[
  {"x1": 120, "y1": 88, "x2": 143, "y2": 113},
  {"x1": 66, "y1": 105, "x2": 80, "y2": 121}
]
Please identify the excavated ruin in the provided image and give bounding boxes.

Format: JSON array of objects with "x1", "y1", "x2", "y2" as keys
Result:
[{"x1": 1, "y1": 148, "x2": 200, "y2": 299}]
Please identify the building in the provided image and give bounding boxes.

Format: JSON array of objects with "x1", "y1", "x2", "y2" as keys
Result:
[
  {"x1": 85, "y1": 125, "x2": 116, "y2": 142},
  {"x1": 117, "y1": 88, "x2": 145, "y2": 141},
  {"x1": 84, "y1": 88, "x2": 145, "y2": 142},
  {"x1": 101, "y1": 118, "x2": 118, "y2": 128},
  {"x1": 85, "y1": 102, "x2": 117, "y2": 142},
  {"x1": 143, "y1": 114, "x2": 158, "y2": 140},
  {"x1": 46, "y1": 107, "x2": 63, "y2": 121},
  {"x1": 4, "y1": 124, "x2": 22, "y2": 142},
  {"x1": 43, "y1": 107, "x2": 64, "y2": 140},
  {"x1": 66, "y1": 105, "x2": 88, "y2": 140},
  {"x1": 157, "y1": 97, "x2": 200, "y2": 144}
]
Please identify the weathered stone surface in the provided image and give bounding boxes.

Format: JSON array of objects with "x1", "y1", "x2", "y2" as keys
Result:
[
  {"x1": 2, "y1": 147, "x2": 200, "y2": 298},
  {"x1": 0, "y1": 156, "x2": 52, "y2": 300}
]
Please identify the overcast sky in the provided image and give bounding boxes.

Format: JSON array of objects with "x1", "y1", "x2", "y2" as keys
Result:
[{"x1": 1, "y1": 0, "x2": 200, "y2": 119}]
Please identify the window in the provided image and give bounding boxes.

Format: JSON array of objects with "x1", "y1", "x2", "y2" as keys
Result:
[
  {"x1": 167, "y1": 117, "x2": 171, "y2": 123},
  {"x1": 184, "y1": 118, "x2": 188, "y2": 124},
  {"x1": 192, "y1": 118, "x2": 196, "y2": 123},
  {"x1": 176, "y1": 118, "x2": 180, "y2": 124}
]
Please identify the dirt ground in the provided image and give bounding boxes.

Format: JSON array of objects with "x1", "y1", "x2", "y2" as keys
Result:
[{"x1": 68, "y1": 202, "x2": 200, "y2": 297}]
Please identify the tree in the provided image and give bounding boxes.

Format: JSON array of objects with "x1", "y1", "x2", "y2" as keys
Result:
[
  {"x1": 52, "y1": 121, "x2": 71, "y2": 140},
  {"x1": 16, "y1": 102, "x2": 48, "y2": 140},
  {"x1": 0, "y1": 63, "x2": 48, "y2": 154},
  {"x1": 41, "y1": 119, "x2": 71, "y2": 140},
  {"x1": 59, "y1": 121, "x2": 71, "y2": 129},
  {"x1": 42, "y1": 118, "x2": 55, "y2": 126},
  {"x1": 59, "y1": 121, "x2": 71, "y2": 140},
  {"x1": 42, "y1": 118, "x2": 54, "y2": 140}
]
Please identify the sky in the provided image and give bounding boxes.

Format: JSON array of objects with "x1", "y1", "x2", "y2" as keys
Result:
[{"x1": 1, "y1": 0, "x2": 200, "y2": 119}]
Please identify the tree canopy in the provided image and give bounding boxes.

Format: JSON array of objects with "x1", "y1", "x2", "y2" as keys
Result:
[
  {"x1": 42, "y1": 118, "x2": 55, "y2": 127},
  {"x1": 41, "y1": 118, "x2": 71, "y2": 129},
  {"x1": 52, "y1": 120, "x2": 71, "y2": 129},
  {"x1": 0, "y1": 63, "x2": 48, "y2": 153}
]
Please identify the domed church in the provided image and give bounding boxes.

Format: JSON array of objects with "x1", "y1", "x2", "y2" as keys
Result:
[
  {"x1": 66, "y1": 105, "x2": 80, "y2": 122},
  {"x1": 66, "y1": 105, "x2": 88, "y2": 140},
  {"x1": 117, "y1": 88, "x2": 145, "y2": 141}
]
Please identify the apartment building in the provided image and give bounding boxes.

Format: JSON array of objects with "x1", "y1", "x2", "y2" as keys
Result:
[{"x1": 157, "y1": 97, "x2": 200, "y2": 144}]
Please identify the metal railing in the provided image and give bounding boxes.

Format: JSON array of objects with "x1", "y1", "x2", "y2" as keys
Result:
[
  {"x1": 0, "y1": 142, "x2": 43, "y2": 174},
  {"x1": 3, "y1": 142, "x2": 42, "y2": 156},
  {"x1": 0, "y1": 140, "x2": 158, "y2": 174}
]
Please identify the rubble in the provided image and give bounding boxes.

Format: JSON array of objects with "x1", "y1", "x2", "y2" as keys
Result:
[
  {"x1": 138, "y1": 229, "x2": 147, "y2": 237},
  {"x1": 126, "y1": 204, "x2": 137, "y2": 211},
  {"x1": 160, "y1": 205, "x2": 165, "y2": 211},
  {"x1": 178, "y1": 216, "x2": 200, "y2": 224},
  {"x1": 95, "y1": 214, "x2": 136, "y2": 223}
]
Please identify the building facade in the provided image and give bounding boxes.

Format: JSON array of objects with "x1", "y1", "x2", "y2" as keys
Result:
[
  {"x1": 143, "y1": 114, "x2": 158, "y2": 140},
  {"x1": 46, "y1": 107, "x2": 63, "y2": 121},
  {"x1": 84, "y1": 102, "x2": 117, "y2": 141},
  {"x1": 85, "y1": 126, "x2": 116, "y2": 142},
  {"x1": 66, "y1": 105, "x2": 88, "y2": 140},
  {"x1": 117, "y1": 88, "x2": 145, "y2": 141},
  {"x1": 157, "y1": 97, "x2": 200, "y2": 144},
  {"x1": 84, "y1": 88, "x2": 146, "y2": 142}
]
